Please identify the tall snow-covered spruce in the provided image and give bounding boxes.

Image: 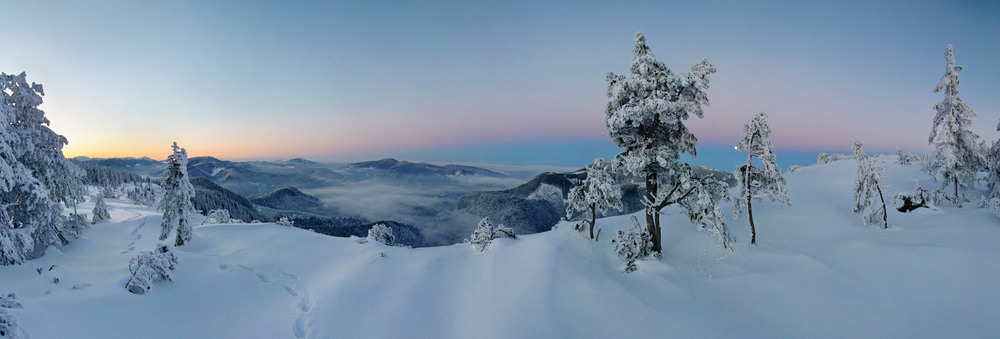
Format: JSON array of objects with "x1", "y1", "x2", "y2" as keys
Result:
[
  {"x1": 159, "y1": 143, "x2": 196, "y2": 247},
  {"x1": 0, "y1": 72, "x2": 84, "y2": 265},
  {"x1": 852, "y1": 140, "x2": 888, "y2": 229},
  {"x1": 605, "y1": 32, "x2": 722, "y2": 254},
  {"x1": 733, "y1": 112, "x2": 790, "y2": 245},
  {"x1": 565, "y1": 158, "x2": 623, "y2": 240},
  {"x1": 926, "y1": 44, "x2": 984, "y2": 206}
]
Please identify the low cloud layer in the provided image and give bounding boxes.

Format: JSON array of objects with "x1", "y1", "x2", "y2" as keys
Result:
[{"x1": 304, "y1": 176, "x2": 525, "y2": 246}]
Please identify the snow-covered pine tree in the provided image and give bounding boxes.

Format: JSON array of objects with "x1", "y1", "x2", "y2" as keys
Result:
[
  {"x1": 366, "y1": 223, "x2": 395, "y2": 246},
  {"x1": 465, "y1": 217, "x2": 516, "y2": 252},
  {"x1": 605, "y1": 32, "x2": 718, "y2": 254},
  {"x1": 926, "y1": 45, "x2": 985, "y2": 206},
  {"x1": 0, "y1": 72, "x2": 85, "y2": 264},
  {"x1": 733, "y1": 112, "x2": 790, "y2": 245},
  {"x1": 158, "y1": 143, "x2": 196, "y2": 247},
  {"x1": 0, "y1": 73, "x2": 85, "y2": 248},
  {"x1": 126, "y1": 182, "x2": 159, "y2": 207},
  {"x1": 0, "y1": 110, "x2": 38, "y2": 265},
  {"x1": 982, "y1": 119, "x2": 1000, "y2": 216},
  {"x1": 852, "y1": 140, "x2": 888, "y2": 229},
  {"x1": 202, "y1": 209, "x2": 232, "y2": 225},
  {"x1": 276, "y1": 217, "x2": 294, "y2": 227},
  {"x1": 896, "y1": 147, "x2": 920, "y2": 165},
  {"x1": 681, "y1": 178, "x2": 732, "y2": 250},
  {"x1": 565, "y1": 158, "x2": 623, "y2": 240},
  {"x1": 91, "y1": 193, "x2": 110, "y2": 224}
]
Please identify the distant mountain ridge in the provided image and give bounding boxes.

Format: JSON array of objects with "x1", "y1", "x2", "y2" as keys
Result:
[
  {"x1": 189, "y1": 180, "x2": 427, "y2": 246},
  {"x1": 457, "y1": 165, "x2": 734, "y2": 235},
  {"x1": 79, "y1": 156, "x2": 510, "y2": 196},
  {"x1": 343, "y1": 158, "x2": 507, "y2": 181}
]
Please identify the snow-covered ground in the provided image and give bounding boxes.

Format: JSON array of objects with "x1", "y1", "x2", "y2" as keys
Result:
[{"x1": 2, "y1": 158, "x2": 999, "y2": 338}]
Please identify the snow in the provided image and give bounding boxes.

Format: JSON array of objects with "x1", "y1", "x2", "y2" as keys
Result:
[{"x1": 1, "y1": 160, "x2": 999, "y2": 338}]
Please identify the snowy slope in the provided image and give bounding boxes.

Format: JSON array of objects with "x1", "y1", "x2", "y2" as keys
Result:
[{"x1": 1, "y1": 158, "x2": 999, "y2": 338}]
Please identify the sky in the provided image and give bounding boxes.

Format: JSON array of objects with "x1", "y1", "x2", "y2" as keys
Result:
[{"x1": 2, "y1": 0, "x2": 998, "y2": 168}]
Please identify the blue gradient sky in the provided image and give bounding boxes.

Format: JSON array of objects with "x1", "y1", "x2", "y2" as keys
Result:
[{"x1": 3, "y1": 0, "x2": 998, "y2": 168}]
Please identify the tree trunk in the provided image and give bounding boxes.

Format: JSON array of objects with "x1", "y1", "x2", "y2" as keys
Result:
[
  {"x1": 877, "y1": 183, "x2": 888, "y2": 229},
  {"x1": 954, "y1": 177, "x2": 960, "y2": 203},
  {"x1": 645, "y1": 170, "x2": 662, "y2": 254},
  {"x1": 589, "y1": 203, "x2": 596, "y2": 240},
  {"x1": 747, "y1": 193, "x2": 756, "y2": 245}
]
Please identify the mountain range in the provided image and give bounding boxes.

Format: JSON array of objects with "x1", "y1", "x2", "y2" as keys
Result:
[{"x1": 80, "y1": 156, "x2": 733, "y2": 246}]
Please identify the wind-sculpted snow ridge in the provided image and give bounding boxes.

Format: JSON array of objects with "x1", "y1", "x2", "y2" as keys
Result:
[{"x1": 0, "y1": 160, "x2": 998, "y2": 337}]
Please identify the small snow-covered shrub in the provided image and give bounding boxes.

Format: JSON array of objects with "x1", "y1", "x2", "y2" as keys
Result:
[
  {"x1": 126, "y1": 245, "x2": 178, "y2": 295},
  {"x1": 92, "y1": 193, "x2": 111, "y2": 224},
  {"x1": 897, "y1": 148, "x2": 920, "y2": 165},
  {"x1": 465, "y1": 217, "x2": 516, "y2": 252},
  {"x1": 787, "y1": 165, "x2": 803, "y2": 173},
  {"x1": 817, "y1": 153, "x2": 853, "y2": 164},
  {"x1": 60, "y1": 213, "x2": 90, "y2": 239},
  {"x1": 203, "y1": 209, "x2": 233, "y2": 225},
  {"x1": 366, "y1": 223, "x2": 395, "y2": 246},
  {"x1": 893, "y1": 181, "x2": 929, "y2": 213},
  {"x1": 612, "y1": 216, "x2": 653, "y2": 273},
  {"x1": 276, "y1": 217, "x2": 294, "y2": 227},
  {"x1": 0, "y1": 293, "x2": 21, "y2": 309},
  {"x1": 0, "y1": 292, "x2": 24, "y2": 338},
  {"x1": 0, "y1": 308, "x2": 24, "y2": 339}
]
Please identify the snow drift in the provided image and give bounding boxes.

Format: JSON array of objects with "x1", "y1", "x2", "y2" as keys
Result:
[{"x1": 0, "y1": 158, "x2": 998, "y2": 338}]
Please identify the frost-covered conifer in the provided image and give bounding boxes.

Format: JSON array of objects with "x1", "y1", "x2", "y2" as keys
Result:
[
  {"x1": 0, "y1": 72, "x2": 84, "y2": 264},
  {"x1": 817, "y1": 153, "x2": 853, "y2": 164},
  {"x1": 276, "y1": 217, "x2": 294, "y2": 227},
  {"x1": 125, "y1": 245, "x2": 178, "y2": 295},
  {"x1": 92, "y1": 193, "x2": 110, "y2": 224},
  {"x1": 981, "y1": 119, "x2": 1000, "y2": 216},
  {"x1": 465, "y1": 217, "x2": 515, "y2": 252},
  {"x1": 605, "y1": 32, "x2": 718, "y2": 254},
  {"x1": 611, "y1": 216, "x2": 653, "y2": 273},
  {"x1": 896, "y1": 147, "x2": 920, "y2": 165},
  {"x1": 159, "y1": 143, "x2": 195, "y2": 247},
  {"x1": 926, "y1": 45, "x2": 985, "y2": 206},
  {"x1": 565, "y1": 158, "x2": 623, "y2": 240},
  {"x1": 202, "y1": 209, "x2": 232, "y2": 225},
  {"x1": 682, "y1": 178, "x2": 732, "y2": 250},
  {"x1": 1, "y1": 73, "x2": 85, "y2": 247},
  {"x1": 366, "y1": 223, "x2": 395, "y2": 246},
  {"x1": 733, "y1": 112, "x2": 790, "y2": 245},
  {"x1": 127, "y1": 182, "x2": 159, "y2": 207},
  {"x1": 853, "y1": 140, "x2": 888, "y2": 229}
]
